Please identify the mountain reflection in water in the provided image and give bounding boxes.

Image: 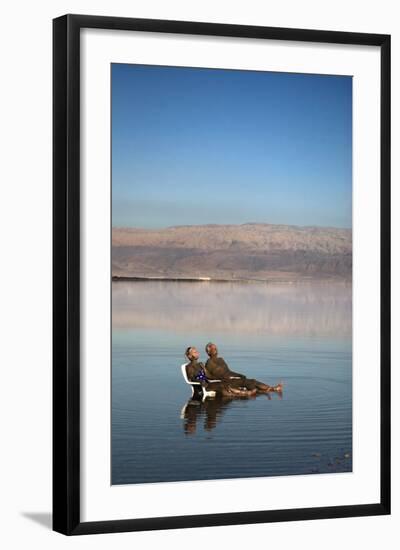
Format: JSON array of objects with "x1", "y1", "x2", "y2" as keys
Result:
[{"x1": 112, "y1": 280, "x2": 351, "y2": 337}]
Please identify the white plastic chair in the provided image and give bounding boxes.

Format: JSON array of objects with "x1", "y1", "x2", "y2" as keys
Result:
[{"x1": 181, "y1": 363, "x2": 220, "y2": 400}]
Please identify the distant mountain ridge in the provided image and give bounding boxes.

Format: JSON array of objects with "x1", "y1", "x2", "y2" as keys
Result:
[{"x1": 112, "y1": 223, "x2": 352, "y2": 282}]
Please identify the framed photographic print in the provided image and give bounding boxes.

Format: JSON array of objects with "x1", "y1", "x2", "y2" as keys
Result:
[{"x1": 53, "y1": 14, "x2": 391, "y2": 535}]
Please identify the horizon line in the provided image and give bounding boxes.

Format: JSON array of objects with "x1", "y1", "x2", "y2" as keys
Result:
[{"x1": 112, "y1": 221, "x2": 352, "y2": 231}]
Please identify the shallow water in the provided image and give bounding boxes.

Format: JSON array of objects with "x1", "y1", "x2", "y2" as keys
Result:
[{"x1": 112, "y1": 281, "x2": 352, "y2": 484}]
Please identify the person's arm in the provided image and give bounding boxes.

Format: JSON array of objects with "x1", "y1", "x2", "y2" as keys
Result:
[
  {"x1": 185, "y1": 363, "x2": 195, "y2": 381},
  {"x1": 220, "y1": 357, "x2": 245, "y2": 379},
  {"x1": 204, "y1": 365, "x2": 217, "y2": 381},
  {"x1": 204, "y1": 358, "x2": 220, "y2": 380}
]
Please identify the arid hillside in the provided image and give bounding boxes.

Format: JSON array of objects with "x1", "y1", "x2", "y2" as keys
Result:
[{"x1": 112, "y1": 223, "x2": 352, "y2": 282}]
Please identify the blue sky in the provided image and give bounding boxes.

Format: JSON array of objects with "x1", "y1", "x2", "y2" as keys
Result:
[{"x1": 112, "y1": 64, "x2": 352, "y2": 229}]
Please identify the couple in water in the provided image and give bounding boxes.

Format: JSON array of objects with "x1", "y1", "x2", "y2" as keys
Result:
[{"x1": 185, "y1": 342, "x2": 283, "y2": 398}]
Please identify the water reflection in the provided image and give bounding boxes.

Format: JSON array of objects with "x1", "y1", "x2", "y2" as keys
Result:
[
  {"x1": 113, "y1": 280, "x2": 351, "y2": 337},
  {"x1": 112, "y1": 281, "x2": 352, "y2": 484},
  {"x1": 180, "y1": 393, "x2": 281, "y2": 435}
]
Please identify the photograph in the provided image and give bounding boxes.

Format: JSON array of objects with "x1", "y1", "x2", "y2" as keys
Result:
[{"x1": 111, "y1": 62, "x2": 353, "y2": 486}]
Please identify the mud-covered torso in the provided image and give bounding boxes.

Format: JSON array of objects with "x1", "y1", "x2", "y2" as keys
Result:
[{"x1": 186, "y1": 360, "x2": 207, "y2": 382}]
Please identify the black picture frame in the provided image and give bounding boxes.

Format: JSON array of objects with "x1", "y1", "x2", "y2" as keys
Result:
[{"x1": 53, "y1": 14, "x2": 391, "y2": 536}]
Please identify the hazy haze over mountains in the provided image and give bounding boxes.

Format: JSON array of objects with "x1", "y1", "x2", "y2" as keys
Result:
[{"x1": 112, "y1": 223, "x2": 352, "y2": 282}]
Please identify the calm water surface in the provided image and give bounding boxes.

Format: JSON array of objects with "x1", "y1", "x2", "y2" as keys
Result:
[{"x1": 112, "y1": 281, "x2": 352, "y2": 484}]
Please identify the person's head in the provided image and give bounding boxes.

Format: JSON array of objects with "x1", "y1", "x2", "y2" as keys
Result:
[
  {"x1": 205, "y1": 342, "x2": 218, "y2": 357},
  {"x1": 185, "y1": 346, "x2": 199, "y2": 361}
]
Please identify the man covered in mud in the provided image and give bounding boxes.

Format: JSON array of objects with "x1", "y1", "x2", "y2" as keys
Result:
[{"x1": 205, "y1": 342, "x2": 283, "y2": 393}]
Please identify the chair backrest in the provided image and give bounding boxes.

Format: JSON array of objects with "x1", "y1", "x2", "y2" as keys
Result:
[{"x1": 181, "y1": 363, "x2": 198, "y2": 385}]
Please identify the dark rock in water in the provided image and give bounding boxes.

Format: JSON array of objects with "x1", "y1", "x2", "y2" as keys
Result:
[{"x1": 312, "y1": 452, "x2": 321, "y2": 458}]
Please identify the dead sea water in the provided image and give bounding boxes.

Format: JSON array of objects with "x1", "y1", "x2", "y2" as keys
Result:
[{"x1": 112, "y1": 281, "x2": 352, "y2": 484}]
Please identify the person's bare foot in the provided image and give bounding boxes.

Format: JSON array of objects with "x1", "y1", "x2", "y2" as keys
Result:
[{"x1": 268, "y1": 383, "x2": 283, "y2": 394}]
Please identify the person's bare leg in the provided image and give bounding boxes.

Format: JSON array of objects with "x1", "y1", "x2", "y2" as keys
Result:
[
  {"x1": 224, "y1": 386, "x2": 256, "y2": 397},
  {"x1": 235, "y1": 387, "x2": 257, "y2": 397},
  {"x1": 254, "y1": 381, "x2": 272, "y2": 392},
  {"x1": 255, "y1": 381, "x2": 283, "y2": 393},
  {"x1": 231, "y1": 377, "x2": 283, "y2": 393}
]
